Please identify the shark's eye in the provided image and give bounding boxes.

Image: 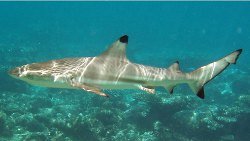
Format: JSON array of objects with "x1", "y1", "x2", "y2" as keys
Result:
[{"x1": 20, "y1": 67, "x2": 24, "y2": 72}]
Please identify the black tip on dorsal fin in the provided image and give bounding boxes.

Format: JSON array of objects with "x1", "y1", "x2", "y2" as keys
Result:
[
  {"x1": 119, "y1": 35, "x2": 128, "y2": 43},
  {"x1": 236, "y1": 49, "x2": 242, "y2": 53},
  {"x1": 168, "y1": 61, "x2": 180, "y2": 71},
  {"x1": 197, "y1": 87, "x2": 205, "y2": 99}
]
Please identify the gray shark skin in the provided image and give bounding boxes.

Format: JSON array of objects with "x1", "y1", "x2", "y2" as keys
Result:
[{"x1": 9, "y1": 35, "x2": 242, "y2": 99}]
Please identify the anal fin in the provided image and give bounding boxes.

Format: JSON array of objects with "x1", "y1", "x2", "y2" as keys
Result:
[
  {"x1": 71, "y1": 82, "x2": 109, "y2": 97},
  {"x1": 139, "y1": 85, "x2": 155, "y2": 94},
  {"x1": 164, "y1": 85, "x2": 176, "y2": 94}
]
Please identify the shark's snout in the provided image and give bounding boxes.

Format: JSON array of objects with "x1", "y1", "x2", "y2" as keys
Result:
[{"x1": 9, "y1": 67, "x2": 23, "y2": 78}]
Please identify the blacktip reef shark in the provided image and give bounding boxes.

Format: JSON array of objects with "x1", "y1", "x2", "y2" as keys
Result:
[{"x1": 9, "y1": 35, "x2": 242, "y2": 99}]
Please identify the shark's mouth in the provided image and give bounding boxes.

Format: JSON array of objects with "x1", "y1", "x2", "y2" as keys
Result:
[{"x1": 9, "y1": 67, "x2": 22, "y2": 78}]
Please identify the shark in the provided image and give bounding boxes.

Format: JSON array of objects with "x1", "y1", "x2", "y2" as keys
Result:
[{"x1": 9, "y1": 35, "x2": 242, "y2": 99}]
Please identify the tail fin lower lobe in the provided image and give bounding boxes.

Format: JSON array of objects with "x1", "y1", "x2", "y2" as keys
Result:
[{"x1": 188, "y1": 49, "x2": 242, "y2": 99}]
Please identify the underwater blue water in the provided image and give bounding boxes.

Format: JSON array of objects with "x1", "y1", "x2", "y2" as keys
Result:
[{"x1": 0, "y1": 2, "x2": 250, "y2": 141}]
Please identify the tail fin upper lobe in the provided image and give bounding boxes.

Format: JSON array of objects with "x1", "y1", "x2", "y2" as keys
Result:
[{"x1": 188, "y1": 49, "x2": 242, "y2": 99}]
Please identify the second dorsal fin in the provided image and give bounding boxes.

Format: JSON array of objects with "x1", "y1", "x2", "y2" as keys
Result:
[{"x1": 168, "y1": 61, "x2": 180, "y2": 72}]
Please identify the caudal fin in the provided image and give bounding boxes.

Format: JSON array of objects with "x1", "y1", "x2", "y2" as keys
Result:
[{"x1": 188, "y1": 49, "x2": 242, "y2": 99}]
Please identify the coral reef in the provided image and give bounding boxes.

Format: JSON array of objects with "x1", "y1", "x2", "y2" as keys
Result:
[{"x1": 0, "y1": 82, "x2": 249, "y2": 141}]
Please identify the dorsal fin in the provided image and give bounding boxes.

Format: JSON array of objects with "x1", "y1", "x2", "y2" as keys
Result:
[
  {"x1": 168, "y1": 61, "x2": 180, "y2": 72},
  {"x1": 98, "y1": 35, "x2": 129, "y2": 61}
]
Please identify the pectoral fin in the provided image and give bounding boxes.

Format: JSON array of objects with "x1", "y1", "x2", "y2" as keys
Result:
[
  {"x1": 138, "y1": 85, "x2": 155, "y2": 94},
  {"x1": 71, "y1": 82, "x2": 109, "y2": 97}
]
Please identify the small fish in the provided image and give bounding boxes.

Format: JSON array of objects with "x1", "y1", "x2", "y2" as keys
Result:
[{"x1": 9, "y1": 35, "x2": 242, "y2": 99}]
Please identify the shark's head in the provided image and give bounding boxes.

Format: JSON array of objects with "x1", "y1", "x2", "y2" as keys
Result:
[
  {"x1": 9, "y1": 65, "x2": 29, "y2": 80},
  {"x1": 8, "y1": 66, "x2": 20, "y2": 79},
  {"x1": 8, "y1": 63, "x2": 53, "y2": 86}
]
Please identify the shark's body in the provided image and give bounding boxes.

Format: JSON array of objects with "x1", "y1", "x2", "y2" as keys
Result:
[{"x1": 9, "y1": 35, "x2": 242, "y2": 99}]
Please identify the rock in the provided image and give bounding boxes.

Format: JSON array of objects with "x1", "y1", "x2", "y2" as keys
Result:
[
  {"x1": 23, "y1": 133, "x2": 48, "y2": 141},
  {"x1": 0, "y1": 111, "x2": 12, "y2": 137},
  {"x1": 220, "y1": 134, "x2": 234, "y2": 141},
  {"x1": 0, "y1": 111, "x2": 7, "y2": 134}
]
